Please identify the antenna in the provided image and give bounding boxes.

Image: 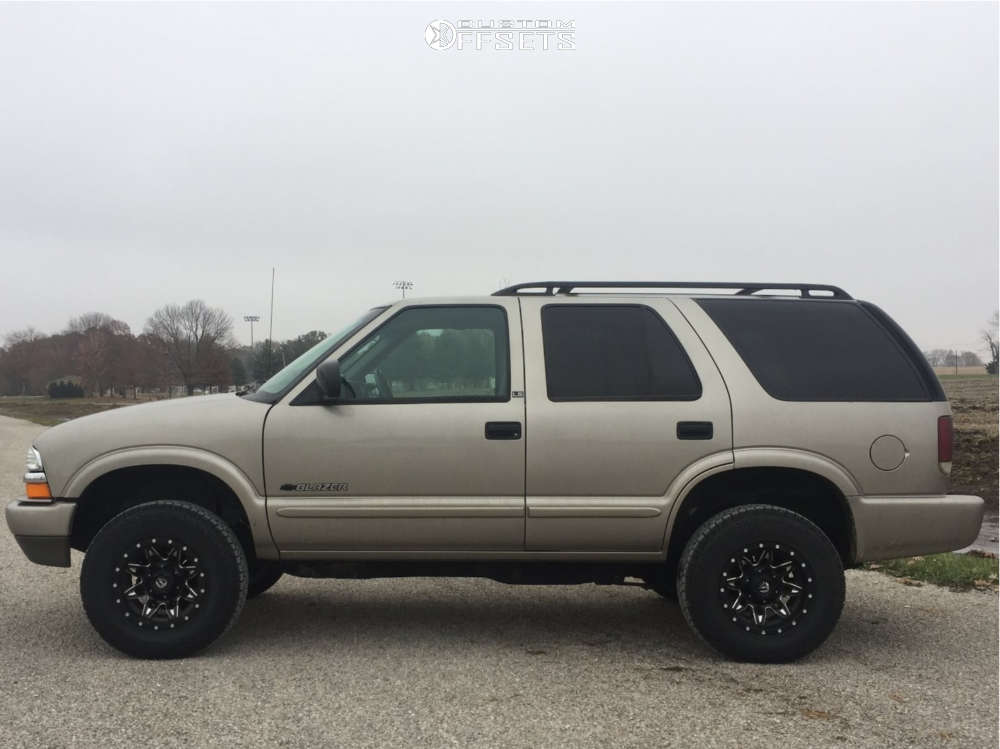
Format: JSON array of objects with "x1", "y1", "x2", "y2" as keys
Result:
[{"x1": 393, "y1": 280, "x2": 414, "y2": 299}]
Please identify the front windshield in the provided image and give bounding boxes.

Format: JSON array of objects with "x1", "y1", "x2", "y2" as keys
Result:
[{"x1": 244, "y1": 306, "x2": 388, "y2": 403}]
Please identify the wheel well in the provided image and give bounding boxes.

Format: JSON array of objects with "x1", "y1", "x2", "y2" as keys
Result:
[
  {"x1": 70, "y1": 465, "x2": 255, "y2": 561},
  {"x1": 658, "y1": 467, "x2": 855, "y2": 590}
]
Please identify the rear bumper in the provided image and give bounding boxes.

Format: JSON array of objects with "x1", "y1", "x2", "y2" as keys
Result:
[
  {"x1": 849, "y1": 494, "x2": 985, "y2": 562},
  {"x1": 4, "y1": 499, "x2": 75, "y2": 567}
]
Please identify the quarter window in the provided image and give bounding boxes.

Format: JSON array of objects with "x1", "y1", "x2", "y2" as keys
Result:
[
  {"x1": 696, "y1": 298, "x2": 930, "y2": 402},
  {"x1": 541, "y1": 305, "x2": 702, "y2": 401},
  {"x1": 338, "y1": 306, "x2": 509, "y2": 402}
]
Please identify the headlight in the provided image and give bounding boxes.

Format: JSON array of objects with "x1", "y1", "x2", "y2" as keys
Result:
[
  {"x1": 26, "y1": 447, "x2": 43, "y2": 473},
  {"x1": 24, "y1": 447, "x2": 51, "y2": 501}
]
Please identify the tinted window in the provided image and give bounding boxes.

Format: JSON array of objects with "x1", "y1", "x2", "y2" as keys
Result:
[
  {"x1": 541, "y1": 305, "x2": 702, "y2": 401},
  {"x1": 339, "y1": 306, "x2": 509, "y2": 402},
  {"x1": 697, "y1": 298, "x2": 930, "y2": 402}
]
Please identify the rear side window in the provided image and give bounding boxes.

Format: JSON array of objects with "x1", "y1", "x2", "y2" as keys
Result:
[
  {"x1": 541, "y1": 305, "x2": 702, "y2": 401},
  {"x1": 696, "y1": 298, "x2": 931, "y2": 402}
]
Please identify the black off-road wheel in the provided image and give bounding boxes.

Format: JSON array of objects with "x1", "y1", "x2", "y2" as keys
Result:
[
  {"x1": 247, "y1": 560, "x2": 284, "y2": 598},
  {"x1": 677, "y1": 504, "x2": 844, "y2": 663},
  {"x1": 80, "y1": 500, "x2": 248, "y2": 659}
]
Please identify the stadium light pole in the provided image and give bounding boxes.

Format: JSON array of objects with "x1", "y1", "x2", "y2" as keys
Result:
[
  {"x1": 393, "y1": 280, "x2": 413, "y2": 299},
  {"x1": 268, "y1": 268, "x2": 276, "y2": 377},
  {"x1": 243, "y1": 315, "x2": 260, "y2": 348}
]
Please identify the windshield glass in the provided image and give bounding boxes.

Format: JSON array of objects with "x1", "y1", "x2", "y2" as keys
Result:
[{"x1": 244, "y1": 306, "x2": 388, "y2": 403}]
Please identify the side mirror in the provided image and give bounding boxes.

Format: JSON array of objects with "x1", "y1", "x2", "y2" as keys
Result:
[{"x1": 315, "y1": 359, "x2": 342, "y2": 400}]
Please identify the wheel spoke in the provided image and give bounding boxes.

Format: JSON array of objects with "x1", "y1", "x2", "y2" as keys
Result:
[
  {"x1": 178, "y1": 564, "x2": 199, "y2": 580},
  {"x1": 781, "y1": 579, "x2": 803, "y2": 594},
  {"x1": 123, "y1": 582, "x2": 143, "y2": 599},
  {"x1": 774, "y1": 597, "x2": 791, "y2": 618}
]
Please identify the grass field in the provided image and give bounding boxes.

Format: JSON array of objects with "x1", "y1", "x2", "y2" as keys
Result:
[
  {"x1": 933, "y1": 366, "x2": 989, "y2": 377},
  {"x1": 866, "y1": 552, "x2": 999, "y2": 591},
  {"x1": 0, "y1": 396, "x2": 132, "y2": 426}
]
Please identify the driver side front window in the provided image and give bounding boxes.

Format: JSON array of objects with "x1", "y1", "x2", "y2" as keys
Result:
[{"x1": 338, "y1": 306, "x2": 510, "y2": 403}]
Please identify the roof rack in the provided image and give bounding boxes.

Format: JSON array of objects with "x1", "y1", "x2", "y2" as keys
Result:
[{"x1": 492, "y1": 281, "x2": 852, "y2": 300}]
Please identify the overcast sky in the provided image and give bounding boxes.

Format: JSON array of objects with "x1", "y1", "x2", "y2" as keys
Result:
[{"x1": 0, "y1": 2, "x2": 996, "y2": 353}]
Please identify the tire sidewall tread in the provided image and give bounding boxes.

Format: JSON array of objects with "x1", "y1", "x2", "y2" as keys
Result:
[
  {"x1": 677, "y1": 503, "x2": 845, "y2": 663},
  {"x1": 80, "y1": 500, "x2": 248, "y2": 659}
]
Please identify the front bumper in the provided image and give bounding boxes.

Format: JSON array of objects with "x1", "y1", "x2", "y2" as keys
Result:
[
  {"x1": 849, "y1": 494, "x2": 985, "y2": 562},
  {"x1": 4, "y1": 499, "x2": 75, "y2": 567}
]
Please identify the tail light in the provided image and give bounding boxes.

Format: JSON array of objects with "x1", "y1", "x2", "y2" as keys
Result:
[{"x1": 937, "y1": 415, "x2": 953, "y2": 468}]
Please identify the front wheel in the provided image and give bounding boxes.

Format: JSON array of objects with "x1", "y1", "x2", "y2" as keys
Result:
[
  {"x1": 677, "y1": 504, "x2": 844, "y2": 663},
  {"x1": 80, "y1": 500, "x2": 248, "y2": 659}
]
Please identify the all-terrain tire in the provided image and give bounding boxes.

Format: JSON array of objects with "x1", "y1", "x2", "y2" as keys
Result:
[
  {"x1": 80, "y1": 500, "x2": 248, "y2": 659},
  {"x1": 677, "y1": 504, "x2": 844, "y2": 663},
  {"x1": 247, "y1": 560, "x2": 284, "y2": 598}
]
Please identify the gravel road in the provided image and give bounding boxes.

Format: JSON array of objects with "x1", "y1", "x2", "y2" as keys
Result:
[{"x1": 1, "y1": 413, "x2": 996, "y2": 748}]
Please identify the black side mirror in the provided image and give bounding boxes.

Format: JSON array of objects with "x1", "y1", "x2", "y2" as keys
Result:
[{"x1": 315, "y1": 359, "x2": 342, "y2": 400}]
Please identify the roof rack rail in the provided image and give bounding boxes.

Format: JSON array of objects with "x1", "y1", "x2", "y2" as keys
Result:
[{"x1": 492, "y1": 281, "x2": 852, "y2": 300}]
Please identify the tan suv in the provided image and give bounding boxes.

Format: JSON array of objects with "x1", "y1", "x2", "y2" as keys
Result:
[{"x1": 6, "y1": 281, "x2": 984, "y2": 662}]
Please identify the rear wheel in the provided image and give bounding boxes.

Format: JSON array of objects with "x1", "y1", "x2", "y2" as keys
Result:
[
  {"x1": 80, "y1": 500, "x2": 248, "y2": 659},
  {"x1": 677, "y1": 504, "x2": 844, "y2": 663}
]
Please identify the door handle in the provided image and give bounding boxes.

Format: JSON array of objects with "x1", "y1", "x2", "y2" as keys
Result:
[
  {"x1": 485, "y1": 421, "x2": 522, "y2": 440},
  {"x1": 676, "y1": 421, "x2": 713, "y2": 440}
]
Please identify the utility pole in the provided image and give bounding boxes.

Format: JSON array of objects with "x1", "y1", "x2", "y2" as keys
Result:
[
  {"x1": 243, "y1": 315, "x2": 260, "y2": 348},
  {"x1": 268, "y1": 268, "x2": 276, "y2": 377},
  {"x1": 393, "y1": 280, "x2": 413, "y2": 299}
]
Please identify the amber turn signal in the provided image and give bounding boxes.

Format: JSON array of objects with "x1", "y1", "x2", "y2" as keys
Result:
[{"x1": 25, "y1": 482, "x2": 52, "y2": 500}]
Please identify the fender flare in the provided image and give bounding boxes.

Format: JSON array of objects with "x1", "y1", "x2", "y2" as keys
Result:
[
  {"x1": 661, "y1": 447, "x2": 860, "y2": 554},
  {"x1": 731, "y1": 447, "x2": 861, "y2": 497},
  {"x1": 64, "y1": 446, "x2": 277, "y2": 559}
]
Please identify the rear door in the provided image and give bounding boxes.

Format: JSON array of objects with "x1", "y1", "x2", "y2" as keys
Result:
[{"x1": 520, "y1": 297, "x2": 733, "y2": 551}]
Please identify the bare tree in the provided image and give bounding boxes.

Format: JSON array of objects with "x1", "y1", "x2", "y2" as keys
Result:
[
  {"x1": 0, "y1": 328, "x2": 45, "y2": 394},
  {"x1": 984, "y1": 310, "x2": 999, "y2": 375},
  {"x1": 959, "y1": 351, "x2": 983, "y2": 367},
  {"x1": 145, "y1": 300, "x2": 234, "y2": 394},
  {"x1": 4, "y1": 327, "x2": 43, "y2": 346},
  {"x1": 923, "y1": 348, "x2": 950, "y2": 367},
  {"x1": 65, "y1": 313, "x2": 132, "y2": 395},
  {"x1": 66, "y1": 312, "x2": 130, "y2": 335}
]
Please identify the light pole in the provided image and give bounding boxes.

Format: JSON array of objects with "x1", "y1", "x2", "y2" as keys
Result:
[
  {"x1": 393, "y1": 280, "x2": 414, "y2": 299},
  {"x1": 243, "y1": 315, "x2": 260, "y2": 348},
  {"x1": 267, "y1": 268, "x2": 277, "y2": 378}
]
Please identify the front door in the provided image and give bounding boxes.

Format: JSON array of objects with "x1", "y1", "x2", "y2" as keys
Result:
[{"x1": 264, "y1": 301, "x2": 526, "y2": 553}]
